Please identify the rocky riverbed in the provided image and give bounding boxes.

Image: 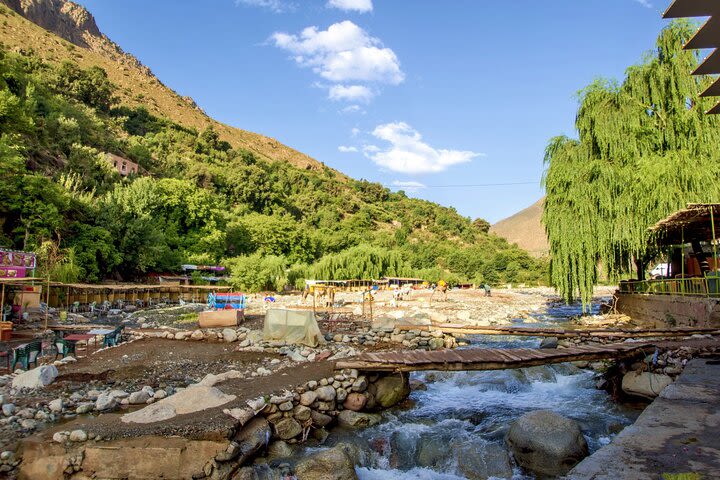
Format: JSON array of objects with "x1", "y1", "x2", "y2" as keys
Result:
[{"x1": 3, "y1": 287, "x2": 719, "y2": 478}]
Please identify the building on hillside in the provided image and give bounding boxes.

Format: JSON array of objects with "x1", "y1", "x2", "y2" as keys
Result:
[
  {"x1": 615, "y1": 204, "x2": 720, "y2": 327},
  {"x1": 105, "y1": 153, "x2": 140, "y2": 176}
]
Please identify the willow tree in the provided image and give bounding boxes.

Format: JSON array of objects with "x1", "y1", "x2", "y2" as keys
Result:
[{"x1": 543, "y1": 21, "x2": 720, "y2": 308}]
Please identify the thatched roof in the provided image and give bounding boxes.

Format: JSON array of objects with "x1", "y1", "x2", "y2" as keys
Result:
[{"x1": 650, "y1": 203, "x2": 720, "y2": 245}]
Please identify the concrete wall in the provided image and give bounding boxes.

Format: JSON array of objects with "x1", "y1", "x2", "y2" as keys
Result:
[{"x1": 614, "y1": 293, "x2": 720, "y2": 328}]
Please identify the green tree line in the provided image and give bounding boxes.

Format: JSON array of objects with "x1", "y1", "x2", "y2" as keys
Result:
[{"x1": 0, "y1": 45, "x2": 547, "y2": 291}]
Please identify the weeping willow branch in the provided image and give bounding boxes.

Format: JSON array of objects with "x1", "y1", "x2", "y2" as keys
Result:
[{"x1": 543, "y1": 20, "x2": 720, "y2": 310}]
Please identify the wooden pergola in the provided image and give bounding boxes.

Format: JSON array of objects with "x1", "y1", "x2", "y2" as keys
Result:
[{"x1": 664, "y1": 0, "x2": 720, "y2": 113}]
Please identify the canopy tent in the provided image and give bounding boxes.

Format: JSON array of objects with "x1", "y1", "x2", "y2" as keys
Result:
[
  {"x1": 263, "y1": 308, "x2": 325, "y2": 347},
  {"x1": 664, "y1": 0, "x2": 720, "y2": 113}
]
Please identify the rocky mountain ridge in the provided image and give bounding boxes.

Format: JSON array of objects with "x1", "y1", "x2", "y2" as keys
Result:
[{"x1": 0, "y1": 0, "x2": 325, "y2": 171}]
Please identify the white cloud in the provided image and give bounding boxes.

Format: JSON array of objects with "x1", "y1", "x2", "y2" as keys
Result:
[
  {"x1": 235, "y1": 0, "x2": 291, "y2": 13},
  {"x1": 391, "y1": 180, "x2": 426, "y2": 192},
  {"x1": 327, "y1": 0, "x2": 373, "y2": 13},
  {"x1": 351, "y1": 127, "x2": 361, "y2": 137},
  {"x1": 367, "y1": 122, "x2": 483, "y2": 174},
  {"x1": 633, "y1": 0, "x2": 652, "y2": 8},
  {"x1": 338, "y1": 145, "x2": 359, "y2": 153},
  {"x1": 271, "y1": 21, "x2": 404, "y2": 85},
  {"x1": 340, "y1": 105, "x2": 365, "y2": 114},
  {"x1": 328, "y1": 84, "x2": 374, "y2": 102}
]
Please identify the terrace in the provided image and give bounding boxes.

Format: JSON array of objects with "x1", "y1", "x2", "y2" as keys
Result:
[{"x1": 619, "y1": 204, "x2": 720, "y2": 297}]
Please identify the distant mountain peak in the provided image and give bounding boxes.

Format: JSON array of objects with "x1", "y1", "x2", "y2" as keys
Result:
[{"x1": 491, "y1": 198, "x2": 549, "y2": 258}]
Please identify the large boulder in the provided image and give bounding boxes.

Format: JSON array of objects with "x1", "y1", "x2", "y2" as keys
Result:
[
  {"x1": 216, "y1": 417, "x2": 271, "y2": 464},
  {"x1": 12, "y1": 365, "x2": 58, "y2": 389},
  {"x1": 455, "y1": 440, "x2": 513, "y2": 480},
  {"x1": 294, "y1": 444, "x2": 358, "y2": 480},
  {"x1": 337, "y1": 410, "x2": 381, "y2": 428},
  {"x1": 373, "y1": 373, "x2": 410, "y2": 408},
  {"x1": 343, "y1": 393, "x2": 367, "y2": 412},
  {"x1": 505, "y1": 410, "x2": 588, "y2": 476},
  {"x1": 273, "y1": 417, "x2": 302, "y2": 440},
  {"x1": 621, "y1": 371, "x2": 673, "y2": 399}
]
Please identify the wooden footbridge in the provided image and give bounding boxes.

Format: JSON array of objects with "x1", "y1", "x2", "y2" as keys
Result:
[
  {"x1": 396, "y1": 323, "x2": 720, "y2": 339},
  {"x1": 335, "y1": 343, "x2": 651, "y2": 372}
]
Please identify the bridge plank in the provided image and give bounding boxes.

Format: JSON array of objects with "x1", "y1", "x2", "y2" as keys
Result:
[{"x1": 335, "y1": 343, "x2": 651, "y2": 372}]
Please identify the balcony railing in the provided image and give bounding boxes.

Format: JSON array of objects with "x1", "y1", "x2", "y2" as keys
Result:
[{"x1": 619, "y1": 276, "x2": 720, "y2": 297}]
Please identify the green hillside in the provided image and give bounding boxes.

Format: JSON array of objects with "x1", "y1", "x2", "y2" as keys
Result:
[{"x1": 0, "y1": 4, "x2": 546, "y2": 291}]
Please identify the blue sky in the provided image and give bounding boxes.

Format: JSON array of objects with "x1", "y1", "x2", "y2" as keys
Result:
[{"x1": 78, "y1": 0, "x2": 668, "y2": 223}]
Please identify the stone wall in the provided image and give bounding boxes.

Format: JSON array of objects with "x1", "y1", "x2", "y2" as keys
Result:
[
  {"x1": 18, "y1": 370, "x2": 412, "y2": 480},
  {"x1": 614, "y1": 293, "x2": 720, "y2": 328}
]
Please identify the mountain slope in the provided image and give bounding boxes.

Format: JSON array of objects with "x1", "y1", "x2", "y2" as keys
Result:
[
  {"x1": 0, "y1": 0, "x2": 324, "y2": 171},
  {"x1": 0, "y1": 0, "x2": 547, "y2": 289},
  {"x1": 491, "y1": 198, "x2": 548, "y2": 258}
]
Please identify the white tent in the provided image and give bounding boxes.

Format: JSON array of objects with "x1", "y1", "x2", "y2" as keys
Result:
[{"x1": 263, "y1": 308, "x2": 326, "y2": 347}]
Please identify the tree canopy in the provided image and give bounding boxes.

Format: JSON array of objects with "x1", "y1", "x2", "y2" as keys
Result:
[{"x1": 543, "y1": 20, "x2": 720, "y2": 307}]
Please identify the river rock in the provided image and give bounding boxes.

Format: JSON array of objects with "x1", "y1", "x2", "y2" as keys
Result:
[
  {"x1": 505, "y1": 410, "x2": 588, "y2": 476},
  {"x1": 294, "y1": 444, "x2": 358, "y2": 480},
  {"x1": 310, "y1": 410, "x2": 333, "y2": 427},
  {"x1": 337, "y1": 410, "x2": 381, "y2": 428},
  {"x1": 351, "y1": 376, "x2": 367, "y2": 392},
  {"x1": 540, "y1": 337, "x2": 559, "y2": 349},
  {"x1": 315, "y1": 386, "x2": 336, "y2": 402},
  {"x1": 455, "y1": 440, "x2": 514, "y2": 479},
  {"x1": 274, "y1": 417, "x2": 302, "y2": 440},
  {"x1": 343, "y1": 392, "x2": 368, "y2": 412},
  {"x1": 95, "y1": 394, "x2": 117, "y2": 411},
  {"x1": 12, "y1": 365, "x2": 58, "y2": 389},
  {"x1": 128, "y1": 391, "x2": 150, "y2": 404},
  {"x1": 222, "y1": 328, "x2": 238, "y2": 343},
  {"x1": 48, "y1": 398, "x2": 64, "y2": 413},
  {"x1": 191, "y1": 330, "x2": 205, "y2": 340},
  {"x1": 621, "y1": 371, "x2": 673, "y2": 398},
  {"x1": 267, "y1": 440, "x2": 293, "y2": 460},
  {"x1": 69, "y1": 429, "x2": 88, "y2": 442},
  {"x1": 373, "y1": 373, "x2": 411, "y2": 408},
  {"x1": 1, "y1": 404, "x2": 14, "y2": 417},
  {"x1": 300, "y1": 391, "x2": 317, "y2": 406},
  {"x1": 293, "y1": 405, "x2": 312, "y2": 422}
]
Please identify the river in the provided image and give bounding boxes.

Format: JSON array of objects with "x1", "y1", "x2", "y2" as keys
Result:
[{"x1": 326, "y1": 302, "x2": 642, "y2": 479}]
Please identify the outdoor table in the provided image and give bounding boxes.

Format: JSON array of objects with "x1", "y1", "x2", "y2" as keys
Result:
[
  {"x1": 63, "y1": 334, "x2": 95, "y2": 342},
  {"x1": 87, "y1": 329, "x2": 114, "y2": 335}
]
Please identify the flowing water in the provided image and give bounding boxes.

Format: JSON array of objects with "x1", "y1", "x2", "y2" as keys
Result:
[{"x1": 336, "y1": 301, "x2": 641, "y2": 479}]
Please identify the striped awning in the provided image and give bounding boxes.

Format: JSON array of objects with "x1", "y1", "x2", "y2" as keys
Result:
[{"x1": 664, "y1": 0, "x2": 720, "y2": 113}]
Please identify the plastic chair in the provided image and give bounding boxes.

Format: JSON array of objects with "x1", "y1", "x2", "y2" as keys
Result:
[
  {"x1": 1, "y1": 305, "x2": 11, "y2": 321},
  {"x1": 54, "y1": 338, "x2": 76, "y2": 358}
]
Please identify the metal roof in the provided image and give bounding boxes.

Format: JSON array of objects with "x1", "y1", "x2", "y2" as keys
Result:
[{"x1": 664, "y1": 0, "x2": 720, "y2": 113}]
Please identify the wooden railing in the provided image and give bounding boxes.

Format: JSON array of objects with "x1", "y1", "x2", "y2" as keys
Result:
[{"x1": 619, "y1": 276, "x2": 720, "y2": 297}]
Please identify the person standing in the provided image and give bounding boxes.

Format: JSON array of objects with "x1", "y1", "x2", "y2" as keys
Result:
[{"x1": 483, "y1": 283, "x2": 491, "y2": 297}]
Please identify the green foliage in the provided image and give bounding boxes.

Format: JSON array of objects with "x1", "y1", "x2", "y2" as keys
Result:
[
  {"x1": 226, "y1": 253, "x2": 288, "y2": 292},
  {"x1": 0, "y1": 45, "x2": 546, "y2": 290},
  {"x1": 543, "y1": 21, "x2": 720, "y2": 307}
]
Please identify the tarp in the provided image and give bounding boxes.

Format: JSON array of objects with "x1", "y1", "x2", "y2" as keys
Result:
[{"x1": 263, "y1": 309, "x2": 326, "y2": 347}]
